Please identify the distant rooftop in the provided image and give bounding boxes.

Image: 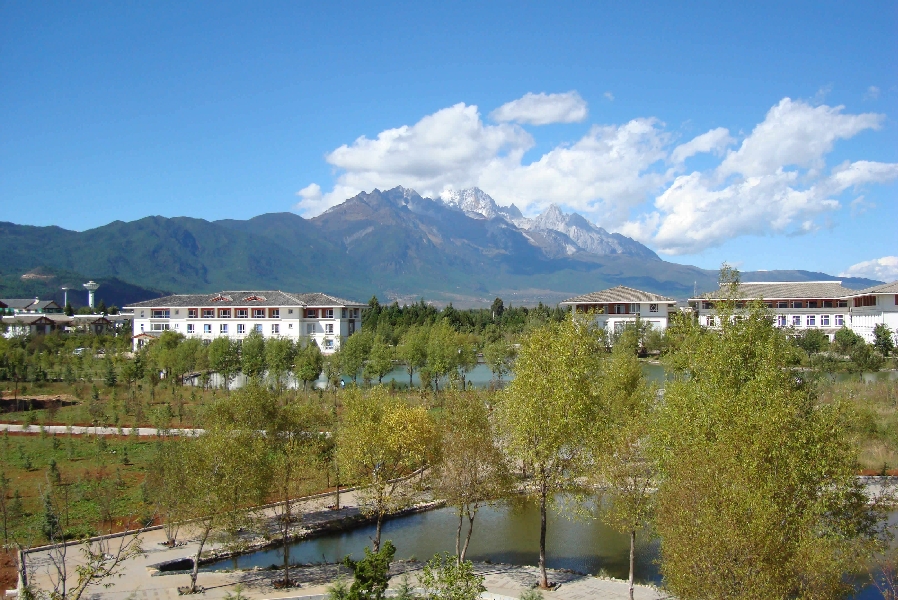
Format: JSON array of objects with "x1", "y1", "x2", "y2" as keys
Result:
[
  {"x1": 561, "y1": 285, "x2": 676, "y2": 305},
  {"x1": 124, "y1": 291, "x2": 366, "y2": 309},
  {"x1": 695, "y1": 281, "x2": 857, "y2": 301},
  {"x1": 842, "y1": 280, "x2": 898, "y2": 296}
]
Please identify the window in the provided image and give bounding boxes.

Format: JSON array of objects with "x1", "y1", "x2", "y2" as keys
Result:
[
  {"x1": 791, "y1": 301, "x2": 803, "y2": 309},
  {"x1": 325, "y1": 323, "x2": 334, "y2": 334},
  {"x1": 807, "y1": 315, "x2": 816, "y2": 326},
  {"x1": 140, "y1": 323, "x2": 144, "y2": 332},
  {"x1": 237, "y1": 324, "x2": 245, "y2": 334},
  {"x1": 777, "y1": 315, "x2": 786, "y2": 327},
  {"x1": 821, "y1": 315, "x2": 830, "y2": 326},
  {"x1": 324, "y1": 339, "x2": 334, "y2": 349},
  {"x1": 204, "y1": 324, "x2": 211, "y2": 333},
  {"x1": 272, "y1": 324, "x2": 280, "y2": 334},
  {"x1": 837, "y1": 300, "x2": 848, "y2": 308},
  {"x1": 792, "y1": 316, "x2": 801, "y2": 326},
  {"x1": 252, "y1": 308, "x2": 265, "y2": 318},
  {"x1": 776, "y1": 301, "x2": 788, "y2": 308},
  {"x1": 289, "y1": 323, "x2": 293, "y2": 329},
  {"x1": 187, "y1": 324, "x2": 194, "y2": 334},
  {"x1": 254, "y1": 324, "x2": 263, "y2": 333},
  {"x1": 342, "y1": 308, "x2": 347, "y2": 318},
  {"x1": 649, "y1": 304, "x2": 658, "y2": 313},
  {"x1": 269, "y1": 308, "x2": 280, "y2": 318},
  {"x1": 706, "y1": 316, "x2": 715, "y2": 327},
  {"x1": 218, "y1": 309, "x2": 231, "y2": 318},
  {"x1": 615, "y1": 304, "x2": 626, "y2": 314},
  {"x1": 823, "y1": 301, "x2": 833, "y2": 308},
  {"x1": 188, "y1": 308, "x2": 198, "y2": 319},
  {"x1": 702, "y1": 302, "x2": 712, "y2": 310},
  {"x1": 288, "y1": 309, "x2": 293, "y2": 314},
  {"x1": 630, "y1": 304, "x2": 640, "y2": 314},
  {"x1": 220, "y1": 324, "x2": 228, "y2": 333},
  {"x1": 306, "y1": 309, "x2": 317, "y2": 318},
  {"x1": 140, "y1": 311, "x2": 145, "y2": 317},
  {"x1": 236, "y1": 309, "x2": 248, "y2": 318},
  {"x1": 151, "y1": 323, "x2": 169, "y2": 331},
  {"x1": 324, "y1": 308, "x2": 334, "y2": 319},
  {"x1": 174, "y1": 309, "x2": 179, "y2": 315},
  {"x1": 151, "y1": 309, "x2": 170, "y2": 319},
  {"x1": 202, "y1": 309, "x2": 214, "y2": 318},
  {"x1": 807, "y1": 301, "x2": 818, "y2": 309},
  {"x1": 835, "y1": 315, "x2": 844, "y2": 326},
  {"x1": 353, "y1": 308, "x2": 360, "y2": 318},
  {"x1": 306, "y1": 323, "x2": 315, "y2": 334},
  {"x1": 764, "y1": 302, "x2": 773, "y2": 308}
]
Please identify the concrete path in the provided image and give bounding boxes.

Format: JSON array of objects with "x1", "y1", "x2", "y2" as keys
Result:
[{"x1": 0, "y1": 423, "x2": 203, "y2": 436}]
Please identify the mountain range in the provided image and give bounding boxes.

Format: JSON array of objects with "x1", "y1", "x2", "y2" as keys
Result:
[{"x1": 0, "y1": 187, "x2": 881, "y2": 308}]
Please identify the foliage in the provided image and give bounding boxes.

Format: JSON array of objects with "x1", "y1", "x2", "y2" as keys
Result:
[
  {"x1": 793, "y1": 327, "x2": 830, "y2": 355},
  {"x1": 342, "y1": 540, "x2": 396, "y2": 600},
  {"x1": 481, "y1": 338, "x2": 515, "y2": 382},
  {"x1": 240, "y1": 330, "x2": 267, "y2": 380},
  {"x1": 336, "y1": 387, "x2": 436, "y2": 550},
  {"x1": 651, "y1": 272, "x2": 885, "y2": 599},
  {"x1": 418, "y1": 552, "x2": 486, "y2": 600},
  {"x1": 496, "y1": 311, "x2": 607, "y2": 587},
  {"x1": 874, "y1": 323, "x2": 895, "y2": 357},
  {"x1": 834, "y1": 327, "x2": 865, "y2": 355}
]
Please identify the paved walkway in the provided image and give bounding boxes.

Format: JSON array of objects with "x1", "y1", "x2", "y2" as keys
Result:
[
  {"x1": 19, "y1": 486, "x2": 665, "y2": 600},
  {"x1": 0, "y1": 423, "x2": 203, "y2": 436}
]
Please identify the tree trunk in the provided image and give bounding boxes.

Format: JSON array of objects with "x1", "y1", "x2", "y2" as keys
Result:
[
  {"x1": 460, "y1": 510, "x2": 475, "y2": 563},
  {"x1": 455, "y1": 512, "x2": 463, "y2": 562},
  {"x1": 282, "y1": 499, "x2": 292, "y2": 586},
  {"x1": 409, "y1": 370, "x2": 413, "y2": 388},
  {"x1": 629, "y1": 529, "x2": 636, "y2": 600},
  {"x1": 373, "y1": 512, "x2": 383, "y2": 552},
  {"x1": 189, "y1": 523, "x2": 211, "y2": 593},
  {"x1": 539, "y1": 482, "x2": 548, "y2": 589}
]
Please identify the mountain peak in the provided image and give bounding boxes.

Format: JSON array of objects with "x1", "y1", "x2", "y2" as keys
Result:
[{"x1": 440, "y1": 188, "x2": 503, "y2": 220}]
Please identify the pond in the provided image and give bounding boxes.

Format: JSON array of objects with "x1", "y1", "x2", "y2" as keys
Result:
[{"x1": 207, "y1": 497, "x2": 660, "y2": 582}]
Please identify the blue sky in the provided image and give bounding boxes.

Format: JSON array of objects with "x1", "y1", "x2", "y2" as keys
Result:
[{"x1": 1, "y1": 1, "x2": 896, "y2": 279}]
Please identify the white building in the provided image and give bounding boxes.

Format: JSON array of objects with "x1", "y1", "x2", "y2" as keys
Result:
[
  {"x1": 841, "y1": 281, "x2": 898, "y2": 344},
  {"x1": 124, "y1": 291, "x2": 365, "y2": 353},
  {"x1": 560, "y1": 286, "x2": 677, "y2": 333},
  {"x1": 688, "y1": 280, "x2": 898, "y2": 343}
]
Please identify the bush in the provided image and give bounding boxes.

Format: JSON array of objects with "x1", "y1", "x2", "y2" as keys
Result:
[
  {"x1": 342, "y1": 540, "x2": 396, "y2": 600},
  {"x1": 418, "y1": 553, "x2": 485, "y2": 600}
]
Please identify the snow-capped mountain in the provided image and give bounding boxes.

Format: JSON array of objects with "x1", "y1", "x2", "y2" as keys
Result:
[{"x1": 439, "y1": 188, "x2": 659, "y2": 260}]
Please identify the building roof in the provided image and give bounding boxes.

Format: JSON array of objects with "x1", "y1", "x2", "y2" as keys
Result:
[
  {"x1": 842, "y1": 280, "x2": 898, "y2": 297},
  {"x1": 124, "y1": 290, "x2": 365, "y2": 309},
  {"x1": 694, "y1": 281, "x2": 857, "y2": 301},
  {"x1": 561, "y1": 285, "x2": 676, "y2": 305},
  {"x1": 1, "y1": 298, "x2": 40, "y2": 310}
]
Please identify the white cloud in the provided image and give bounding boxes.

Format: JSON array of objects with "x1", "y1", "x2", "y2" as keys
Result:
[
  {"x1": 296, "y1": 94, "x2": 898, "y2": 256},
  {"x1": 865, "y1": 86, "x2": 881, "y2": 100},
  {"x1": 670, "y1": 127, "x2": 734, "y2": 165},
  {"x1": 604, "y1": 91, "x2": 614, "y2": 102},
  {"x1": 490, "y1": 91, "x2": 588, "y2": 125},
  {"x1": 717, "y1": 98, "x2": 884, "y2": 179},
  {"x1": 849, "y1": 195, "x2": 875, "y2": 217},
  {"x1": 840, "y1": 256, "x2": 898, "y2": 282}
]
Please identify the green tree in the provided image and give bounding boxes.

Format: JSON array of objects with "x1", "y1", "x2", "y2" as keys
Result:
[
  {"x1": 434, "y1": 391, "x2": 511, "y2": 562},
  {"x1": 342, "y1": 540, "x2": 396, "y2": 600},
  {"x1": 103, "y1": 357, "x2": 117, "y2": 388},
  {"x1": 295, "y1": 340, "x2": 325, "y2": 391},
  {"x1": 397, "y1": 325, "x2": 429, "y2": 388},
  {"x1": 426, "y1": 321, "x2": 457, "y2": 392},
  {"x1": 496, "y1": 313, "x2": 607, "y2": 588},
  {"x1": 241, "y1": 330, "x2": 267, "y2": 380},
  {"x1": 873, "y1": 323, "x2": 895, "y2": 357},
  {"x1": 418, "y1": 552, "x2": 486, "y2": 600},
  {"x1": 651, "y1": 280, "x2": 882, "y2": 598},
  {"x1": 794, "y1": 328, "x2": 830, "y2": 355},
  {"x1": 208, "y1": 337, "x2": 240, "y2": 391},
  {"x1": 833, "y1": 326, "x2": 864, "y2": 355},
  {"x1": 337, "y1": 387, "x2": 436, "y2": 551},
  {"x1": 364, "y1": 336, "x2": 395, "y2": 385},
  {"x1": 341, "y1": 330, "x2": 373, "y2": 384},
  {"x1": 265, "y1": 336, "x2": 296, "y2": 392},
  {"x1": 482, "y1": 338, "x2": 515, "y2": 383}
]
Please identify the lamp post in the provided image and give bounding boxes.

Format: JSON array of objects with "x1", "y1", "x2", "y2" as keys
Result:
[{"x1": 61, "y1": 287, "x2": 69, "y2": 308}]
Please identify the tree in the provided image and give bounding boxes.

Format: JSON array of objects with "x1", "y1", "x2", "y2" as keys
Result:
[
  {"x1": 426, "y1": 321, "x2": 457, "y2": 392},
  {"x1": 397, "y1": 325, "x2": 428, "y2": 388},
  {"x1": 177, "y1": 389, "x2": 273, "y2": 593},
  {"x1": 364, "y1": 336, "x2": 395, "y2": 385},
  {"x1": 433, "y1": 391, "x2": 511, "y2": 563},
  {"x1": 342, "y1": 540, "x2": 395, "y2": 600},
  {"x1": 418, "y1": 552, "x2": 486, "y2": 600},
  {"x1": 341, "y1": 331, "x2": 373, "y2": 384},
  {"x1": 0, "y1": 471, "x2": 10, "y2": 546},
  {"x1": 336, "y1": 387, "x2": 436, "y2": 551},
  {"x1": 208, "y1": 337, "x2": 240, "y2": 391},
  {"x1": 295, "y1": 340, "x2": 325, "y2": 391},
  {"x1": 496, "y1": 313, "x2": 607, "y2": 588},
  {"x1": 651, "y1": 279, "x2": 883, "y2": 598},
  {"x1": 490, "y1": 297, "x2": 505, "y2": 319},
  {"x1": 874, "y1": 323, "x2": 895, "y2": 357},
  {"x1": 265, "y1": 337, "x2": 296, "y2": 392},
  {"x1": 833, "y1": 326, "x2": 864, "y2": 355},
  {"x1": 482, "y1": 338, "x2": 515, "y2": 383},
  {"x1": 794, "y1": 328, "x2": 830, "y2": 355},
  {"x1": 241, "y1": 330, "x2": 267, "y2": 380},
  {"x1": 597, "y1": 327, "x2": 654, "y2": 600},
  {"x1": 64, "y1": 302, "x2": 74, "y2": 317}
]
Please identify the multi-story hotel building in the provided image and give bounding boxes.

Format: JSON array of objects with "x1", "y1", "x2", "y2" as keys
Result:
[
  {"x1": 841, "y1": 281, "x2": 898, "y2": 344},
  {"x1": 688, "y1": 281, "x2": 886, "y2": 342},
  {"x1": 124, "y1": 291, "x2": 365, "y2": 353},
  {"x1": 560, "y1": 285, "x2": 678, "y2": 333}
]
